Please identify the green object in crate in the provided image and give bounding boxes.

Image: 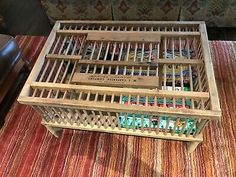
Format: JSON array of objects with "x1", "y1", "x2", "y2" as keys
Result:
[
  {"x1": 119, "y1": 86, "x2": 196, "y2": 134},
  {"x1": 121, "y1": 86, "x2": 192, "y2": 108},
  {"x1": 119, "y1": 114, "x2": 196, "y2": 134}
]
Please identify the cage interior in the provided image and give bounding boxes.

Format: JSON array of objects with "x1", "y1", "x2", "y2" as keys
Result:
[{"x1": 28, "y1": 22, "x2": 212, "y2": 135}]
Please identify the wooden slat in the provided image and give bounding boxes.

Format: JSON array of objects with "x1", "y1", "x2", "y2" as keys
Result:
[
  {"x1": 56, "y1": 30, "x2": 200, "y2": 37},
  {"x1": 30, "y1": 82, "x2": 210, "y2": 99},
  {"x1": 18, "y1": 21, "x2": 60, "y2": 97},
  {"x1": 58, "y1": 20, "x2": 202, "y2": 26},
  {"x1": 46, "y1": 54, "x2": 82, "y2": 60},
  {"x1": 42, "y1": 120, "x2": 203, "y2": 142},
  {"x1": 19, "y1": 96, "x2": 221, "y2": 119},
  {"x1": 87, "y1": 31, "x2": 161, "y2": 43},
  {"x1": 199, "y1": 23, "x2": 221, "y2": 112},
  {"x1": 76, "y1": 57, "x2": 202, "y2": 66},
  {"x1": 71, "y1": 73, "x2": 159, "y2": 89}
]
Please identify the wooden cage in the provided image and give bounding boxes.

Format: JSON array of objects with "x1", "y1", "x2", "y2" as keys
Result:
[{"x1": 18, "y1": 21, "x2": 221, "y2": 153}]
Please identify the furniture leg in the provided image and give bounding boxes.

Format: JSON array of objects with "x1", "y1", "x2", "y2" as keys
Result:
[
  {"x1": 187, "y1": 141, "x2": 201, "y2": 153},
  {"x1": 44, "y1": 125, "x2": 62, "y2": 138}
]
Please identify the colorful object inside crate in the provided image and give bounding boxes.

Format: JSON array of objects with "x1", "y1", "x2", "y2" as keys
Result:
[
  {"x1": 119, "y1": 86, "x2": 196, "y2": 134},
  {"x1": 122, "y1": 86, "x2": 192, "y2": 108},
  {"x1": 119, "y1": 114, "x2": 196, "y2": 134},
  {"x1": 84, "y1": 46, "x2": 197, "y2": 83}
]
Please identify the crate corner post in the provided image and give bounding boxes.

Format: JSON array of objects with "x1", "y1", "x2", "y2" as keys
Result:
[{"x1": 44, "y1": 125, "x2": 62, "y2": 138}]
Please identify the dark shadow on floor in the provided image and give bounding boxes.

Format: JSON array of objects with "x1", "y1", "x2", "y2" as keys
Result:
[{"x1": 0, "y1": 0, "x2": 52, "y2": 35}]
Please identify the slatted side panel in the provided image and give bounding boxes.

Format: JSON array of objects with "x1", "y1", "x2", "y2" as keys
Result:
[
  {"x1": 59, "y1": 22, "x2": 200, "y2": 32},
  {"x1": 29, "y1": 85, "x2": 210, "y2": 111},
  {"x1": 33, "y1": 105, "x2": 208, "y2": 137}
]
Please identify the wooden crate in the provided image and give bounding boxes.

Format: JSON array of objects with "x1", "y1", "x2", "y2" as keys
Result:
[{"x1": 18, "y1": 21, "x2": 221, "y2": 153}]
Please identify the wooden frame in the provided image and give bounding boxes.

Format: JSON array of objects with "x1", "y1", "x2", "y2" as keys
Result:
[{"x1": 18, "y1": 21, "x2": 221, "y2": 153}]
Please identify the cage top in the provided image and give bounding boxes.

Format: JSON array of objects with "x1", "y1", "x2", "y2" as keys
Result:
[{"x1": 18, "y1": 21, "x2": 221, "y2": 120}]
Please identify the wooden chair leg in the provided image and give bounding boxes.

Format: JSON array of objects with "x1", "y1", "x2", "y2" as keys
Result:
[
  {"x1": 187, "y1": 141, "x2": 200, "y2": 153},
  {"x1": 44, "y1": 125, "x2": 62, "y2": 138}
]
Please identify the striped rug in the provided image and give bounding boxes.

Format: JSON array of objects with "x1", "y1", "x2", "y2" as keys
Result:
[{"x1": 0, "y1": 36, "x2": 235, "y2": 177}]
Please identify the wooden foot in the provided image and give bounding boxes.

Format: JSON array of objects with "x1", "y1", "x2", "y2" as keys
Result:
[
  {"x1": 44, "y1": 125, "x2": 62, "y2": 138},
  {"x1": 187, "y1": 141, "x2": 200, "y2": 153}
]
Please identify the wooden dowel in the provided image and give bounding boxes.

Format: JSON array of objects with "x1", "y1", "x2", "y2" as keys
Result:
[
  {"x1": 154, "y1": 96, "x2": 157, "y2": 106},
  {"x1": 115, "y1": 65, "x2": 119, "y2": 75},
  {"x1": 119, "y1": 94, "x2": 123, "y2": 104},
  {"x1": 111, "y1": 94, "x2": 115, "y2": 103},
  {"x1": 179, "y1": 118, "x2": 188, "y2": 136},
  {"x1": 96, "y1": 42, "x2": 103, "y2": 60},
  {"x1": 148, "y1": 115, "x2": 152, "y2": 133},
  {"x1": 118, "y1": 42, "x2": 124, "y2": 61},
  {"x1": 51, "y1": 35, "x2": 62, "y2": 54},
  {"x1": 128, "y1": 94, "x2": 131, "y2": 104},
  {"x1": 145, "y1": 96, "x2": 148, "y2": 106},
  {"x1": 148, "y1": 43, "x2": 152, "y2": 62},
  {"x1": 78, "y1": 92, "x2": 82, "y2": 100},
  {"x1": 186, "y1": 118, "x2": 198, "y2": 137},
  {"x1": 141, "y1": 43, "x2": 144, "y2": 62},
  {"x1": 157, "y1": 43, "x2": 160, "y2": 59},
  {"x1": 179, "y1": 37, "x2": 182, "y2": 57},
  {"x1": 123, "y1": 66, "x2": 127, "y2": 75},
  {"x1": 134, "y1": 42, "x2": 138, "y2": 62},
  {"x1": 125, "y1": 113, "x2": 128, "y2": 130},
  {"x1": 172, "y1": 64, "x2": 175, "y2": 90},
  {"x1": 141, "y1": 114, "x2": 144, "y2": 132},
  {"x1": 111, "y1": 42, "x2": 117, "y2": 61},
  {"x1": 137, "y1": 95, "x2": 140, "y2": 105},
  {"x1": 131, "y1": 66, "x2": 134, "y2": 76},
  {"x1": 126, "y1": 42, "x2": 131, "y2": 61},
  {"x1": 164, "y1": 117, "x2": 170, "y2": 135},
  {"x1": 86, "y1": 91, "x2": 90, "y2": 101},
  {"x1": 94, "y1": 92, "x2": 98, "y2": 101},
  {"x1": 86, "y1": 64, "x2": 90, "y2": 73},
  {"x1": 116, "y1": 112, "x2": 121, "y2": 129},
  {"x1": 194, "y1": 119, "x2": 208, "y2": 137},
  {"x1": 89, "y1": 41, "x2": 97, "y2": 60},
  {"x1": 156, "y1": 116, "x2": 161, "y2": 134},
  {"x1": 103, "y1": 94, "x2": 106, "y2": 102},
  {"x1": 164, "y1": 64, "x2": 167, "y2": 89},
  {"x1": 139, "y1": 67, "x2": 142, "y2": 76},
  {"x1": 147, "y1": 66, "x2": 150, "y2": 76},
  {"x1": 132, "y1": 114, "x2": 136, "y2": 131},
  {"x1": 171, "y1": 117, "x2": 180, "y2": 135}
]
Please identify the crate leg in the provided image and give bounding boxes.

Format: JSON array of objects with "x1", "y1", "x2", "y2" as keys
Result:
[
  {"x1": 187, "y1": 141, "x2": 200, "y2": 153},
  {"x1": 44, "y1": 125, "x2": 62, "y2": 138}
]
